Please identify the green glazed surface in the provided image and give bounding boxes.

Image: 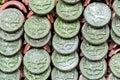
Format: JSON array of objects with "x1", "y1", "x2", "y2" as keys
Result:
[
  {"x1": 0, "y1": 8, "x2": 24, "y2": 32},
  {"x1": 0, "y1": 28, "x2": 23, "y2": 41},
  {"x1": 111, "y1": 30, "x2": 120, "y2": 45},
  {"x1": 81, "y1": 40, "x2": 108, "y2": 61},
  {"x1": 109, "y1": 53, "x2": 120, "y2": 78},
  {"x1": 24, "y1": 67, "x2": 51, "y2": 80},
  {"x1": 84, "y1": 2, "x2": 111, "y2": 27},
  {"x1": 82, "y1": 23, "x2": 109, "y2": 45},
  {"x1": 24, "y1": 15, "x2": 51, "y2": 39},
  {"x1": 0, "y1": 70, "x2": 20, "y2": 80},
  {"x1": 79, "y1": 75, "x2": 106, "y2": 80},
  {"x1": 54, "y1": 18, "x2": 80, "y2": 38},
  {"x1": 52, "y1": 34, "x2": 79, "y2": 54},
  {"x1": 51, "y1": 68, "x2": 78, "y2": 80},
  {"x1": 24, "y1": 32, "x2": 51, "y2": 48},
  {"x1": 51, "y1": 51, "x2": 79, "y2": 71},
  {"x1": 113, "y1": 0, "x2": 120, "y2": 17},
  {"x1": 0, "y1": 39, "x2": 21, "y2": 56},
  {"x1": 62, "y1": 0, "x2": 80, "y2": 4},
  {"x1": 24, "y1": 49, "x2": 50, "y2": 74},
  {"x1": 29, "y1": 0, "x2": 54, "y2": 15},
  {"x1": 112, "y1": 16, "x2": 120, "y2": 37},
  {"x1": 80, "y1": 57, "x2": 107, "y2": 80},
  {"x1": 56, "y1": 1, "x2": 83, "y2": 21},
  {"x1": 0, "y1": 52, "x2": 22, "y2": 73}
]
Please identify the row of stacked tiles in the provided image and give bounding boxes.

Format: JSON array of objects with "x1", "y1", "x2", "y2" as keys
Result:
[{"x1": 0, "y1": 0, "x2": 120, "y2": 80}]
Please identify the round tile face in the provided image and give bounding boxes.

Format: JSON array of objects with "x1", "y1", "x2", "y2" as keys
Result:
[
  {"x1": 79, "y1": 75, "x2": 106, "y2": 80},
  {"x1": 24, "y1": 32, "x2": 51, "y2": 48},
  {"x1": 52, "y1": 51, "x2": 79, "y2": 71},
  {"x1": 0, "y1": 28, "x2": 23, "y2": 41},
  {"x1": 29, "y1": 0, "x2": 54, "y2": 15},
  {"x1": 24, "y1": 49, "x2": 50, "y2": 74},
  {"x1": 107, "y1": 73, "x2": 120, "y2": 80},
  {"x1": 54, "y1": 18, "x2": 80, "y2": 38},
  {"x1": 56, "y1": 1, "x2": 83, "y2": 21},
  {"x1": 24, "y1": 15, "x2": 51, "y2": 39},
  {"x1": 109, "y1": 53, "x2": 120, "y2": 78},
  {"x1": 0, "y1": 8, "x2": 24, "y2": 32},
  {"x1": 80, "y1": 57, "x2": 107, "y2": 80},
  {"x1": 0, "y1": 52, "x2": 22, "y2": 73},
  {"x1": 52, "y1": 34, "x2": 79, "y2": 54},
  {"x1": 0, "y1": 39, "x2": 21, "y2": 56},
  {"x1": 24, "y1": 67, "x2": 51, "y2": 80},
  {"x1": 112, "y1": 16, "x2": 120, "y2": 37},
  {"x1": 82, "y1": 23, "x2": 109, "y2": 45},
  {"x1": 62, "y1": 0, "x2": 80, "y2": 4},
  {"x1": 51, "y1": 68, "x2": 78, "y2": 80},
  {"x1": 84, "y1": 2, "x2": 111, "y2": 27},
  {"x1": 0, "y1": 70, "x2": 20, "y2": 80},
  {"x1": 113, "y1": 0, "x2": 120, "y2": 17},
  {"x1": 81, "y1": 40, "x2": 108, "y2": 61},
  {"x1": 111, "y1": 30, "x2": 120, "y2": 45}
]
